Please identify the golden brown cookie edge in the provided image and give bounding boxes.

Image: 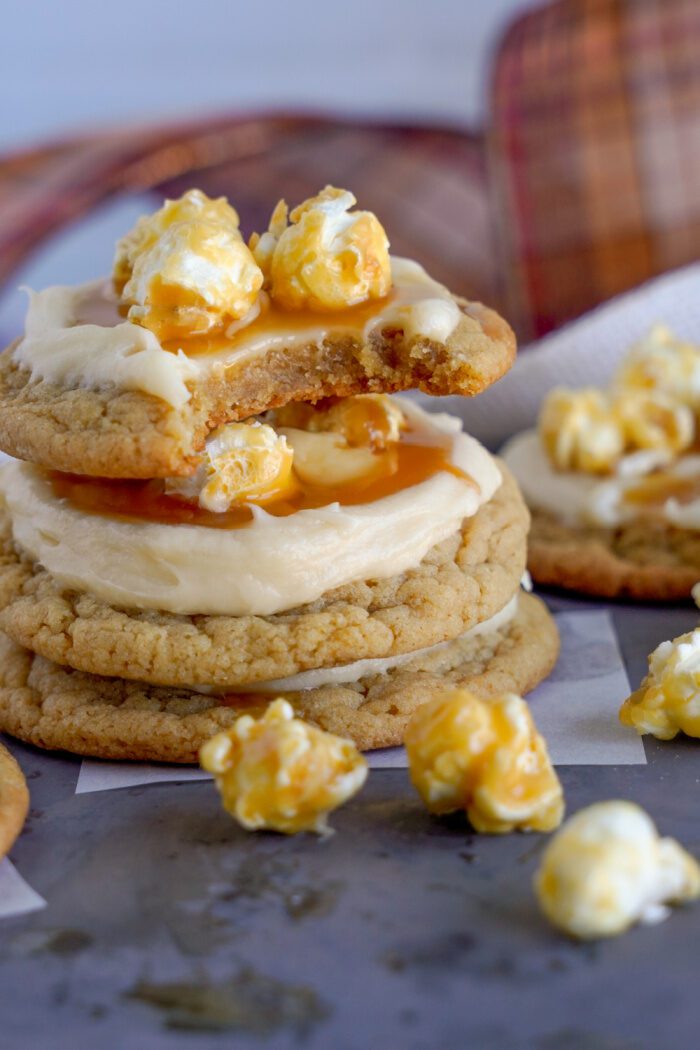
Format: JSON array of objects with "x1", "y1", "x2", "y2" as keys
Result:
[
  {"x1": 529, "y1": 510, "x2": 700, "y2": 601},
  {"x1": 0, "y1": 593, "x2": 558, "y2": 760}
]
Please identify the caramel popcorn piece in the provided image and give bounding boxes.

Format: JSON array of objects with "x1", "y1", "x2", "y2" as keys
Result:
[
  {"x1": 535, "y1": 801, "x2": 700, "y2": 939},
  {"x1": 250, "y1": 186, "x2": 391, "y2": 311},
  {"x1": 540, "y1": 386, "x2": 694, "y2": 475},
  {"x1": 612, "y1": 389, "x2": 694, "y2": 457},
  {"x1": 615, "y1": 324, "x2": 700, "y2": 409},
  {"x1": 273, "y1": 394, "x2": 405, "y2": 452},
  {"x1": 404, "y1": 688, "x2": 564, "y2": 834},
  {"x1": 166, "y1": 421, "x2": 295, "y2": 511},
  {"x1": 272, "y1": 394, "x2": 404, "y2": 487},
  {"x1": 115, "y1": 189, "x2": 263, "y2": 341},
  {"x1": 199, "y1": 699, "x2": 368, "y2": 834},
  {"x1": 620, "y1": 628, "x2": 700, "y2": 740},
  {"x1": 540, "y1": 388, "x2": 625, "y2": 474}
]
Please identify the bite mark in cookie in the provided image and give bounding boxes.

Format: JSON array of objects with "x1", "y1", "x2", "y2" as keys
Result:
[{"x1": 0, "y1": 188, "x2": 514, "y2": 479}]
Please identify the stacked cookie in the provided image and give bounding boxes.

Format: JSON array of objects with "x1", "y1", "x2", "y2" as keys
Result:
[{"x1": 0, "y1": 186, "x2": 558, "y2": 761}]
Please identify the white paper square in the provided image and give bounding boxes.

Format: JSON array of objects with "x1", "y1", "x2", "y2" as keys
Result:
[{"x1": 0, "y1": 859, "x2": 46, "y2": 919}]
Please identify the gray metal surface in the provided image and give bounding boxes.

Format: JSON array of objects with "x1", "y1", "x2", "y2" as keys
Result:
[{"x1": 1, "y1": 594, "x2": 699, "y2": 1050}]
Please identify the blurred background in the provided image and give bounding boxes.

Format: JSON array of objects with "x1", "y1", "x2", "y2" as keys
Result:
[{"x1": 1, "y1": 0, "x2": 699, "y2": 345}]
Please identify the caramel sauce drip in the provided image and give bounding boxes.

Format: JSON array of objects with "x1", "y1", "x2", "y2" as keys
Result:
[
  {"x1": 48, "y1": 431, "x2": 475, "y2": 531},
  {"x1": 624, "y1": 472, "x2": 700, "y2": 508}
]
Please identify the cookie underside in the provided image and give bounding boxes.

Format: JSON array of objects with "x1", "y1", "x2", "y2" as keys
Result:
[
  {"x1": 0, "y1": 464, "x2": 528, "y2": 686},
  {"x1": 0, "y1": 593, "x2": 558, "y2": 758},
  {"x1": 529, "y1": 509, "x2": 700, "y2": 601},
  {"x1": 0, "y1": 297, "x2": 514, "y2": 479}
]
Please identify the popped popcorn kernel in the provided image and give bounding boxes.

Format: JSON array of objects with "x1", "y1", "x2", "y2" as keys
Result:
[
  {"x1": 615, "y1": 324, "x2": 700, "y2": 409},
  {"x1": 178, "y1": 421, "x2": 296, "y2": 511},
  {"x1": 115, "y1": 189, "x2": 263, "y2": 341},
  {"x1": 250, "y1": 186, "x2": 391, "y2": 311},
  {"x1": 274, "y1": 394, "x2": 405, "y2": 451},
  {"x1": 539, "y1": 386, "x2": 694, "y2": 475},
  {"x1": 535, "y1": 801, "x2": 700, "y2": 939},
  {"x1": 540, "y1": 388, "x2": 624, "y2": 474},
  {"x1": 199, "y1": 699, "x2": 368, "y2": 834},
  {"x1": 612, "y1": 389, "x2": 694, "y2": 458},
  {"x1": 272, "y1": 394, "x2": 404, "y2": 487},
  {"x1": 620, "y1": 628, "x2": 700, "y2": 740},
  {"x1": 404, "y1": 688, "x2": 564, "y2": 834}
]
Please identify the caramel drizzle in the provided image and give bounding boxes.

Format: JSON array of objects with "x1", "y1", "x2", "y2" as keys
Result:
[
  {"x1": 623, "y1": 472, "x2": 700, "y2": 508},
  {"x1": 160, "y1": 290, "x2": 402, "y2": 358},
  {"x1": 49, "y1": 430, "x2": 475, "y2": 531}
]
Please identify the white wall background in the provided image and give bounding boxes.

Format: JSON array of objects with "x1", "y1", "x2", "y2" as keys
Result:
[{"x1": 2, "y1": 0, "x2": 535, "y2": 152}]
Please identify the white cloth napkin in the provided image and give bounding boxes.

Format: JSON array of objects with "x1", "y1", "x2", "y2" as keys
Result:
[{"x1": 417, "y1": 262, "x2": 700, "y2": 449}]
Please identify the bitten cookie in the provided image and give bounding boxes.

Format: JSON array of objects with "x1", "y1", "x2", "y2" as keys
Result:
[
  {"x1": 0, "y1": 297, "x2": 514, "y2": 479},
  {"x1": 0, "y1": 593, "x2": 558, "y2": 758}
]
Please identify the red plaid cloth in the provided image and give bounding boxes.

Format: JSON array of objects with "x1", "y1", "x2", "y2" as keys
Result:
[
  {"x1": 0, "y1": 114, "x2": 493, "y2": 308},
  {"x1": 490, "y1": 0, "x2": 700, "y2": 339}
]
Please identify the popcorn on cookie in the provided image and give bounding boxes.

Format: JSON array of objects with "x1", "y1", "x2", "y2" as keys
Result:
[
  {"x1": 199, "y1": 699, "x2": 367, "y2": 834},
  {"x1": 535, "y1": 801, "x2": 700, "y2": 939},
  {"x1": 615, "y1": 324, "x2": 700, "y2": 410},
  {"x1": 404, "y1": 687, "x2": 563, "y2": 833},
  {"x1": 250, "y1": 186, "x2": 391, "y2": 311},
  {"x1": 539, "y1": 386, "x2": 694, "y2": 475},
  {"x1": 115, "y1": 189, "x2": 264, "y2": 340}
]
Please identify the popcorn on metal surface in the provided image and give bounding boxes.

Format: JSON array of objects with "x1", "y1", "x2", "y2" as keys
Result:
[
  {"x1": 620, "y1": 628, "x2": 700, "y2": 740},
  {"x1": 199, "y1": 699, "x2": 368, "y2": 834},
  {"x1": 535, "y1": 801, "x2": 700, "y2": 939},
  {"x1": 404, "y1": 688, "x2": 564, "y2": 834}
]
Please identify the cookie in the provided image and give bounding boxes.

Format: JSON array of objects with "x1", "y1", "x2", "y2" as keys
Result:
[
  {"x1": 0, "y1": 593, "x2": 558, "y2": 758},
  {"x1": 0, "y1": 741, "x2": 29, "y2": 858},
  {"x1": 0, "y1": 464, "x2": 528, "y2": 687},
  {"x1": 0, "y1": 297, "x2": 515, "y2": 479},
  {"x1": 528, "y1": 509, "x2": 700, "y2": 601}
]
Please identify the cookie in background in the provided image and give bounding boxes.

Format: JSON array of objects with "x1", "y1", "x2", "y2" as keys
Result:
[{"x1": 502, "y1": 325, "x2": 700, "y2": 600}]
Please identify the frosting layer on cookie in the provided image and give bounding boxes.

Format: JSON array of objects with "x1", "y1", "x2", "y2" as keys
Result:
[
  {"x1": 503, "y1": 429, "x2": 700, "y2": 530},
  {"x1": 0, "y1": 403, "x2": 501, "y2": 617},
  {"x1": 13, "y1": 258, "x2": 462, "y2": 409}
]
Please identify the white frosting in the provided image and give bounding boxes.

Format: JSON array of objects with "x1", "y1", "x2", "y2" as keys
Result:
[
  {"x1": 12, "y1": 257, "x2": 461, "y2": 409},
  {"x1": 502, "y1": 429, "x2": 700, "y2": 529},
  {"x1": 0, "y1": 401, "x2": 501, "y2": 617},
  {"x1": 14, "y1": 282, "x2": 198, "y2": 409},
  {"x1": 218, "y1": 594, "x2": 519, "y2": 693}
]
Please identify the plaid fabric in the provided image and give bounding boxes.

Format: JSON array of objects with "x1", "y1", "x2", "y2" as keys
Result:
[
  {"x1": 0, "y1": 114, "x2": 493, "y2": 306},
  {"x1": 490, "y1": 0, "x2": 700, "y2": 339}
]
